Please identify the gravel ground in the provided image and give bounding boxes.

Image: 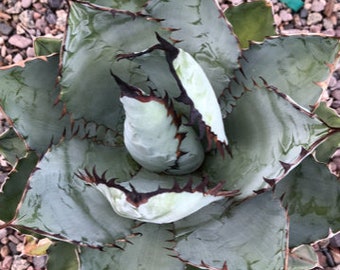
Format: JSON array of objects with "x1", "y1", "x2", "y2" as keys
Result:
[{"x1": 0, "y1": 0, "x2": 339, "y2": 269}]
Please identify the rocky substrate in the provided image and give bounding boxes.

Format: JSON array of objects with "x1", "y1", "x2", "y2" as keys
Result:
[
  {"x1": 0, "y1": 226, "x2": 48, "y2": 270},
  {"x1": 0, "y1": 0, "x2": 340, "y2": 269}
]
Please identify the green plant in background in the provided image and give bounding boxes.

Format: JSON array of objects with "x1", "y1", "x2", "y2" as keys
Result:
[{"x1": 0, "y1": 0, "x2": 339, "y2": 269}]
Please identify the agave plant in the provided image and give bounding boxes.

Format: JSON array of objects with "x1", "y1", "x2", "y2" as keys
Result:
[{"x1": 0, "y1": 0, "x2": 340, "y2": 269}]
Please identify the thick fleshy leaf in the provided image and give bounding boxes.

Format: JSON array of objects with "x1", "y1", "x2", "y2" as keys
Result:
[
  {"x1": 0, "y1": 127, "x2": 27, "y2": 165},
  {"x1": 79, "y1": 223, "x2": 184, "y2": 270},
  {"x1": 0, "y1": 56, "x2": 71, "y2": 155},
  {"x1": 143, "y1": 0, "x2": 240, "y2": 98},
  {"x1": 47, "y1": 241, "x2": 78, "y2": 270},
  {"x1": 114, "y1": 74, "x2": 204, "y2": 174},
  {"x1": 15, "y1": 137, "x2": 139, "y2": 246},
  {"x1": 314, "y1": 132, "x2": 340, "y2": 164},
  {"x1": 225, "y1": 1, "x2": 276, "y2": 48},
  {"x1": 33, "y1": 37, "x2": 62, "y2": 56},
  {"x1": 82, "y1": 0, "x2": 148, "y2": 10},
  {"x1": 225, "y1": 36, "x2": 340, "y2": 113},
  {"x1": 204, "y1": 83, "x2": 329, "y2": 199},
  {"x1": 314, "y1": 101, "x2": 340, "y2": 128},
  {"x1": 175, "y1": 192, "x2": 287, "y2": 270},
  {"x1": 174, "y1": 199, "x2": 232, "y2": 237},
  {"x1": 60, "y1": 1, "x2": 169, "y2": 130},
  {"x1": 275, "y1": 155, "x2": 340, "y2": 247},
  {"x1": 77, "y1": 168, "x2": 237, "y2": 224},
  {"x1": 0, "y1": 152, "x2": 38, "y2": 222}
]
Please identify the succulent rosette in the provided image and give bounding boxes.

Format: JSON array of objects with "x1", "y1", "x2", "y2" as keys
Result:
[{"x1": 0, "y1": 0, "x2": 339, "y2": 269}]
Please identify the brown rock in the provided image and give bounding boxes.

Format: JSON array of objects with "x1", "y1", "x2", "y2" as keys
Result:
[
  {"x1": 8, "y1": 235, "x2": 20, "y2": 244},
  {"x1": 1, "y1": 245, "x2": 10, "y2": 258},
  {"x1": 1, "y1": 236, "x2": 9, "y2": 245},
  {"x1": 8, "y1": 34, "x2": 32, "y2": 49},
  {"x1": 324, "y1": 0, "x2": 335, "y2": 17}
]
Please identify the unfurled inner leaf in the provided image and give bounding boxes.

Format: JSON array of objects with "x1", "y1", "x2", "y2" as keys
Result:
[
  {"x1": 117, "y1": 34, "x2": 229, "y2": 154},
  {"x1": 77, "y1": 168, "x2": 238, "y2": 224},
  {"x1": 113, "y1": 74, "x2": 204, "y2": 175}
]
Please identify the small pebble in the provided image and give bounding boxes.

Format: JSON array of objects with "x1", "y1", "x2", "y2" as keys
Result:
[
  {"x1": 323, "y1": 18, "x2": 334, "y2": 30},
  {"x1": 311, "y1": 0, "x2": 326, "y2": 12},
  {"x1": 274, "y1": 13, "x2": 282, "y2": 26},
  {"x1": 13, "y1": 53, "x2": 23, "y2": 63},
  {"x1": 21, "y1": 0, "x2": 32, "y2": 9},
  {"x1": 33, "y1": 12, "x2": 41, "y2": 20},
  {"x1": 46, "y1": 11, "x2": 57, "y2": 25},
  {"x1": 331, "y1": 100, "x2": 340, "y2": 109},
  {"x1": 323, "y1": 28, "x2": 335, "y2": 36},
  {"x1": 19, "y1": 10, "x2": 35, "y2": 29},
  {"x1": 0, "y1": 22, "x2": 14, "y2": 36},
  {"x1": 0, "y1": 229, "x2": 7, "y2": 240},
  {"x1": 279, "y1": 9, "x2": 293, "y2": 22},
  {"x1": 15, "y1": 24, "x2": 26, "y2": 35},
  {"x1": 8, "y1": 235, "x2": 20, "y2": 245},
  {"x1": 0, "y1": 245, "x2": 10, "y2": 258},
  {"x1": 8, "y1": 34, "x2": 32, "y2": 49},
  {"x1": 1, "y1": 236, "x2": 9, "y2": 245},
  {"x1": 299, "y1": 8, "x2": 308, "y2": 18},
  {"x1": 8, "y1": 241, "x2": 18, "y2": 255},
  {"x1": 35, "y1": 18, "x2": 47, "y2": 33},
  {"x1": 5, "y1": 2, "x2": 22, "y2": 15},
  {"x1": 307, "y1": 12, "x2": 323, "y2": 25},
  {"x1": 33, "y1": 255, "x2": 48, "y2": 269},
  {"x1": 310, "y1": 24, "x2": 322, "y2": 33},
  {"x1": 331, "y1": 89, "x2": 340, "y2": 100},
  {"x1": 48, "y1": 0, "x2": 64, "y2": 9},
  {"x1": 328, "y1": 76, "x2": 337, "y2": 88},
  {"x1": 26, "y1": 46, "x2": 35, "y2": 58},
  {"x1": 11, "y1": 256, "x2": 30, "y2": 270},
  {"x1": 1, "y1": 255, "x2": 13, "y2": 270}
]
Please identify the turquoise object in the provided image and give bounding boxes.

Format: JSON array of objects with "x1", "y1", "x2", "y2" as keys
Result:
[{"x1": 279, "y1": 0, "x2": 304, "y2": 12}]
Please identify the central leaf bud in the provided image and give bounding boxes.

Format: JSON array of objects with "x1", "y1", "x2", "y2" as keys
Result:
[{"x1": 113, "y1": 74, "x2": 204, "y2": 175}]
